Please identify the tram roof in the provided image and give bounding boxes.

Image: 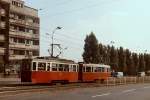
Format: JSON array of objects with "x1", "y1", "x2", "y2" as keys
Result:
[
  {"x1": 83, "y1": 64, "x2": 110, "y2": 68},
  {"x1": 24, "y1": 56, "x2": 76, "y2": 64}
]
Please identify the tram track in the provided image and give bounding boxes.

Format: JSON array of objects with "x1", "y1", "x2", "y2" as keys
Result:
[{"x1": 0, "y1": 83, "x2": 105, "y2": 95}]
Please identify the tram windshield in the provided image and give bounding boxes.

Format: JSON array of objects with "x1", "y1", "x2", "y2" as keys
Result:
[{"x1": 38, "y1": 62, "x2": 46, "y2": 71}]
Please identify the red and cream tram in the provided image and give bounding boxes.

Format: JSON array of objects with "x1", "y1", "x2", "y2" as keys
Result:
[
  {"x1": 21, "y1": 57, "x2": 79, "y2": 84},
  {"x1": 21, "y1": 57, "x2": 111, "y2": 84},
  {"x1": 78, "y1": 63, "x2": 111, "y2": 82}
]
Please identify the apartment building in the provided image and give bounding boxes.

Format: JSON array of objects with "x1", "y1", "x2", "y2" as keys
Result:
[{"x1": 0, "y1": 0, "x2": 40, "y2": 73}]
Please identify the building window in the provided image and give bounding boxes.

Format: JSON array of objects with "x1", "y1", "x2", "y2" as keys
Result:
[
  {"x1": 12, "y1": 1, "x2": 23, "y2": 8},
  {"x1": 33, "y1": 40, "x2": 39, "y2": 45},
  {"x1": 14, "y1": 38, "x2": 18, "y2": 43},
  {"x1": 18, "y1": 38, "x2": 25, "y2": 44},
  {"x1": 26, "y1": 40, "x2": 30, "y2": 45},
  {"x1": 14, "y1": 50, "x2": 25, "y2": 55},
  {"x1": 19, "y1": 27, "x2": 25, "y2": 32},
  {"x1": 33, "y1": 51, "x2": 39, "y2": 56}
]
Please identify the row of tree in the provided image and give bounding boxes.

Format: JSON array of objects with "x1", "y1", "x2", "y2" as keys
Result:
[{"x1": 83, "y1": 32, "x2": 150, "y2": 75}]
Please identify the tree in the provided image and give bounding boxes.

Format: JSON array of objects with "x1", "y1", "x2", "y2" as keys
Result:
[
  {"x1": 99, "y1": 43, "x2": 104, "y2": 63},
  {"x1": 126, "y1": 49, "x2": 136, "y2": 75},
  {"x1": 132, "y1": 53, "x2": 139, "y2": 75},
  {"x1": 109, "y1": 46, "x2": 118, "y2": 71},
  {"x1": 118, "y1": 47, "x2": 126, "y2": 73},
  {"x1": 139, "y1": 54, "x2": 145, "y2": 72},
  {"x1": 98, "y1": 44, "x2": 108, "y2": 64},
  {"x1": 82, "y1": 32, "x2": 99, "y2": 63},
  {"x1": 144, "y1": 54, "x2": 150, "y2": 72}
]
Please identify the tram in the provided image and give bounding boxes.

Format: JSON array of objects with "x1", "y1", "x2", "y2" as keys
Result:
[
  {"x1": 78, "y1": 63, "x2": 111, "y2": 82},
  {"x1": 21, "y1": 57, "x2": 111, "y2": 84}
]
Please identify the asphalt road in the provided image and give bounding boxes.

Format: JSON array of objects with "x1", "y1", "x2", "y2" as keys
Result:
[{"x1": 0, "y1": 83, "x2": 150, "y2": 100}]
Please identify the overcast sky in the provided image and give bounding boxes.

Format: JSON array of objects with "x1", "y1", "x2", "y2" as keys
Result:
[{"x1": 25, "y1": 0, "x2": 150, "y2": 61}]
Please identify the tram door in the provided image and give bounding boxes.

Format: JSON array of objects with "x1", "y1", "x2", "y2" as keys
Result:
[
  {"x1": 78, "y1": 63, "x2": 83, "y2": 82},
  {"x1": 21, "y1": 59, "x2": 32, "y2": 82}
]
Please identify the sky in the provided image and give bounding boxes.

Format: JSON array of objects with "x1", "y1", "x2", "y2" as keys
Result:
[{"x1": 24, "y1": 0, "x2": 150, "y2": 62}]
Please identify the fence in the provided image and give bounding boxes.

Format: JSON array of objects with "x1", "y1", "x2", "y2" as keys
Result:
[{"x1": 106, "y1": 76, "x2": 150, "y2": 86}]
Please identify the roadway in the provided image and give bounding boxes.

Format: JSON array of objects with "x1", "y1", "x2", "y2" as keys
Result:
[{"x1": 0, "y1": 83, "x2": 150, "y2": 100}]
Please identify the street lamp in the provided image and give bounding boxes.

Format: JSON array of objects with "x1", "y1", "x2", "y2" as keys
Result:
[
  {"x1": 47, "y1": 27, "x2": 62, "y2": 57},
  {"x1": 110, "y1": 41, "x2": 115, "y2": 46}
]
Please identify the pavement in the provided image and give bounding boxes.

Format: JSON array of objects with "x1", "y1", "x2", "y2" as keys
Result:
[
  {"x1": 0, "y1": 78, "x2": 21, "y2": 86},
  {"x1": 0, "y1": 83, "x2": 150, "y2": 100}
]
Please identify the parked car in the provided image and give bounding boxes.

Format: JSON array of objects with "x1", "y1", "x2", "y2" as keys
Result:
[
  {"x1": 111, "y1": 72, "x2": 123, "y2": 78},
  {"x1": 116, "y1": 72, "x2": 124, "y2": 78},
  {"x1": 138, "y1": 72, "x2": 145, "y2": 77}
]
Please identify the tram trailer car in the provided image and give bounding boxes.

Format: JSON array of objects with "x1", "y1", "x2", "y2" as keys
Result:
[
  {"x1": 78, "y1": 63, "x2": 111, "y2": 82},
  {"x1": 21, "y1": 57, "x2": 111, "y2": 84}
]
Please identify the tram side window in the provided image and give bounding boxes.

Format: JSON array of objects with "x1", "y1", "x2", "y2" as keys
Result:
[
  {"x1": 32, "y1": 62, "x2": 36, "y2": 71},
  {"x1": 47, "y1": 63, "x2": 51, "y2": 71},
  {"x1": 58, "y1": 64, "x2": 63, "y2": 71},
  {"x1": 77, "y1": 65, "x2": 79, "y2": 72},
  {"x1": 86, "y1": 66, "x2": 92, "y2": 72},
  {"x1": 107, "y1": 68, "x2": 110, "y2": 72},
  {"x1": 38, "y1": 62, "x2": 46, "y2": 71},
  {"x1": 102, "y1": 67, "x2": 105, "y2": 72},
  {"x1": 93, "y1": 67, "x2": 97, "y2": 72},
  {"x1": 96, "y1": 67, "x2": 102, "y2": 72},
  {"x1": 73, "y1": 65, "x2": 76, "y2": 72},
  {"x1": 83, "y1": 66, "x2": 86, "y2": 72},
  {"x1": 64, "y1": 64, "x2": 69, "y2": 72},
  {"x1": 52, "y1": 63, "x2": 57, "y2": 71}
]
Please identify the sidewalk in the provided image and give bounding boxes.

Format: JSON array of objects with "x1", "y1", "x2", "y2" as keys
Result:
[{"x1": 0, "y1": 78, "x2": 21, "y2": 86}]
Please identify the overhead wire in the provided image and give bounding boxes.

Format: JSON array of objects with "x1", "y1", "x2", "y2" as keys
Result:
[
  {"x1": 40, "y1": 33, "x2": 83, "y2": 46},
  {"x1": 40, "y1": 27, "x2": 82, "y2": 41},
  {"x1": 43, "y1": 0, "x2": 119, "y2": 17}
]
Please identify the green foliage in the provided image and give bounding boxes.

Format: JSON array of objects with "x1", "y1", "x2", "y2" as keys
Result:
[
  {"x1": 118, "y1": 47, "x2": 126, "y2": 73},
  {"x1": 132, "y1": 53, "x2": 139, "y2": 75},
  {"x1": 109, "y1": 46, "x2": 118, "y2": 71},
  {"x1": 83, "y1": 31, "x2": 150, "y2": 76},
  {"x1": 82, "y1": 32, "x2": 99, "y2": 63},
  {"x1": 139, "y1": 54, "x2": 145, "y2": 72}
]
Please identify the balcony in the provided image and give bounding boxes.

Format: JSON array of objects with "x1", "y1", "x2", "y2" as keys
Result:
[
  {"x1": 9, "y1": 55, "x2": 37, "y2": 60},
  {"x1": 9, "y1": 43, "x2": 39, "y2": 50},
  {"x1": 25, "y1": 44, "x2": 39, "y2": 50},
  {"x1": 9, "y1": 19, "x2": 39, "y2": 28},
  {"x1": 0, "y1": 35, "x2": 5, "y2": 41},
  {"x1": 0, "y1": 21, "x2": 6, "y2": 29},
  {"x1": 0, "y1": 9, "x2": 6, "y2": 16},
  {"x1": 10, "y1": 5, "x2": 38, "y2": 17},
  {"x1": 0, "y1": 47, "x2": 5, "y2": 55},
  {"x1": 9, "y1": 31, "x2": 39, "y2": 39},
  {"x1": 9, "y1": 55, "x2": 26, "y2": 60}
]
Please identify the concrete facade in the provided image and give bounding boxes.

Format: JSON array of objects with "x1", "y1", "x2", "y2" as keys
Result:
[{"x1": 0, "y1": 0, "x2": 40, "y2": 74}]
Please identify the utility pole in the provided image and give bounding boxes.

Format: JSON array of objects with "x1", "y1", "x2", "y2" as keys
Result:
[{"x1": 50, "y1": 26, "x2": 62, "y2": 58}]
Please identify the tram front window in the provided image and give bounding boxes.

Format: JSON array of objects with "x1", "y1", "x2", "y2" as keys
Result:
[{"x1": 38, "y1": 62, "x2": 46, "y2": 71}]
